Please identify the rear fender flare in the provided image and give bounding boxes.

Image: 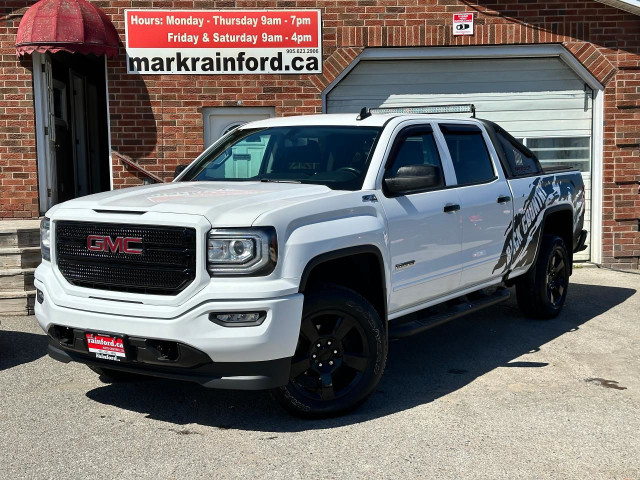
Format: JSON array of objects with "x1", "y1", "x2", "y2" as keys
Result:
[{"x1": 519, "y1": 204, "x2": 574, "y2": 278}]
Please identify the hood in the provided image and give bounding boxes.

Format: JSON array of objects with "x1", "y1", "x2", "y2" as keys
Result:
[{"x1": 54, "y1": 181, "x2": 336, "y2": 226}]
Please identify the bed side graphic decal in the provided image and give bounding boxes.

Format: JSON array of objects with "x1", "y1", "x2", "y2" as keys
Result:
[{"x1": 493, "y1": 173, "x2": 584, "y2": 274}]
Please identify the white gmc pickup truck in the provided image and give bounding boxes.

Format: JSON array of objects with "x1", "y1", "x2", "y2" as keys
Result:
[{"x1": 35, "y1": 107, "x2": 587, "y2": 417}]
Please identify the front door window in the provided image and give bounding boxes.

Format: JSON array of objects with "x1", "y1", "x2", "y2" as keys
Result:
[{"x1": 380, "y1": 126, "x2": 463, "y2": 311}]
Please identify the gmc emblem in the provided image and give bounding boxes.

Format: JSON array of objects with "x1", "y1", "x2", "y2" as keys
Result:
[{"x1": 87, "y1": 235, "x2": 143, "y2": 254}]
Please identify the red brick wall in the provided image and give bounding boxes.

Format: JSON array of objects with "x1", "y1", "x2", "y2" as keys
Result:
[
  {"x1": 0, "y1": 2, "x2": 39, "y2": 219},
  {"x1": 609, "y1": 55, "x2": 640, "y2": 268},
  {"x1": 3, "y1": 0, "x2": 640, "y2": 267}
]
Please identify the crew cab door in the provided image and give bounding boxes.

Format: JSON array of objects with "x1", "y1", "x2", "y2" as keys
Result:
[
  {"x1": 378, "y1": 124, "x2": 463, "y2": 314},
  {"x1": 436, "y1": 123, "x2": 514, "y2": 288}
]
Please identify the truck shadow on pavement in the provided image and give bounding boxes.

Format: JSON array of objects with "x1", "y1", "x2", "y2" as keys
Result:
[
  {"x1": 85, "y1": 282, "x2": 635, "y2": 431},
  {"x1": 0, "y1": 330, "x2": 48, "y2": 372}
]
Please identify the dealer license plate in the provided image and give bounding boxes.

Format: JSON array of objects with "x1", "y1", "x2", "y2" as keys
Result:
[{"x1": 85, "y1": 333, "x2": 126, "y2": 362}]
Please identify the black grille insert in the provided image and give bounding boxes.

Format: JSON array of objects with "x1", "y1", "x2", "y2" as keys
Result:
[{"x1": 55, "y1": 221, "x2": 197, "y2": 295}]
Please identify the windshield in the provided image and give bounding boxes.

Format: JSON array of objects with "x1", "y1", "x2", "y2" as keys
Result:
[{"x1": 180, "y1": 126, "x2": 382, "y2": 190}]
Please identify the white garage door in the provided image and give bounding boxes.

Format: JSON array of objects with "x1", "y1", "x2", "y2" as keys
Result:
[{"x1": 327, "y1": 57, "x2": 593, "y2": 260}]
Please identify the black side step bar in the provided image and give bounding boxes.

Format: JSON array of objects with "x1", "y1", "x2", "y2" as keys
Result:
[{"x1": 389, "y1": 287, "x2": 511, "y2": 339}]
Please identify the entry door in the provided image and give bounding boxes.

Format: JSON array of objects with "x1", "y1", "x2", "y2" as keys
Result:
[
  {"x1": 69, "y1": 70, "x2": 90, "y2": 197},
  {"x1": 437, "y1": 123, "x2": 514, "y2": 288},
  {"x1": 379, "y1": 126, "x2": 463, "y2": 314},
  {"x1": 85, "y1": 82, "x2": 102, "y2": 193},
  {"x1": 33, "y1": 52, "x2": 58, "y2": 212}
]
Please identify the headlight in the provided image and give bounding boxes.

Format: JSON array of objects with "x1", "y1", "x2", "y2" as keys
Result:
[
  {"x1": 40, "y1": 217, "x2": 51, "y2": 261},
  {"x1": 207, "y1": 227, "x2": 277, "y2": 276}
]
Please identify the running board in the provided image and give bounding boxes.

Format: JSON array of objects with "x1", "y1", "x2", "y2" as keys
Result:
[{"x1": 388, "y1": 287, "x2": 511, "y2": 339}]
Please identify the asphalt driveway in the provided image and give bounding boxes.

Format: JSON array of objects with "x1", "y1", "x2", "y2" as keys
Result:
[{"x1": 1, "y1": 266, "x2": 639, "y2": 479}]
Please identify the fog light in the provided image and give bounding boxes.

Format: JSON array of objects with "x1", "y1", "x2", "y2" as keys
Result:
[
  {"x1": 36, "y1": 288, "x2": 44, "y2": 304},
  {"x1": 209, "y1": 311, "x2": 266, "y2": 327}
]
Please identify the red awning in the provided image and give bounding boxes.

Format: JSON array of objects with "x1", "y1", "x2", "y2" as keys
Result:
[{"x1": 16, "y1": 0, "x2": 119, "y2": 58}]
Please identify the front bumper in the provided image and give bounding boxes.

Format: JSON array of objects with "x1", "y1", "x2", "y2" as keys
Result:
[
  {"x1": 47, "y1": 340, "x2": 291, "y2": 390},
  {"x1": 35, "y1": 265, "x2": 304, "y2": 390}
]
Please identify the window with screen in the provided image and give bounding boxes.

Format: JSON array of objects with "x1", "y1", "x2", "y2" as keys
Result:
[
  {"x1": 385, "y1": 131, "x2": 443, "y2": 187},
  {"x1": 440, "y1": 125, "x2": 495, "y2": 185},
  {"x1": 525, "y1": 137, "x2": 590, "y2": 172},
  {"x1": 496, "y1": 132, "x2": 540, "y2": 176}
]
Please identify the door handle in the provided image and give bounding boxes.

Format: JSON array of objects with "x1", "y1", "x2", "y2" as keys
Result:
[
  {"x1": 497, "y1": 195, "x2": 511, "y2": 203},
  {"x1": 443, "y1": 203, "x2": 460, "y2": 213}
]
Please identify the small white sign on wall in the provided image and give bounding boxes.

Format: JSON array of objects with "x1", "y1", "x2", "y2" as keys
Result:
[{"x1": 453, "y1": 13, "x2": 474, "y2": 36}]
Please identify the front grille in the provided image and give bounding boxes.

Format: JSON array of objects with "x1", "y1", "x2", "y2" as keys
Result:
[{"x1": 55, "y1": 221, "x2": 197, "y2": 295}]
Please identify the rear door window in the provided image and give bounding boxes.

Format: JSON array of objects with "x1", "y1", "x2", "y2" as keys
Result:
[
  {"x1": 496, "y1": 131, "x2": 540, "y2": 176},
  {"x1": 440, "y1": 124, "x2": 495, "y2": 186}
]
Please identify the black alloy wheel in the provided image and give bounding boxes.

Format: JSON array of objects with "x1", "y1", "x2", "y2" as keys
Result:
[
  {"x1": 272, "y1": 284, "x2": 387, "y2": 417},
  {"x1": 290, "y1": 310, "x2": 370, "y2": 402},
  {"x1": 546, "y1": 249, "x2": 567, "y2": 307},
  {"x1": 516, "y1": 234, "x2": 570, "y2": 319}
]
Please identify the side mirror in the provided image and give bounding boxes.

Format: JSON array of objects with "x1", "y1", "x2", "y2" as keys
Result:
[
  {"x1": 174, "y1": 164, "x2": 188, "y2": 178},
  {"x1": 384, "y1": 164, "x2": 442, "y2": 195}
]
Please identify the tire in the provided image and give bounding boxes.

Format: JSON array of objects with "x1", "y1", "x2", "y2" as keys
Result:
[
  {"x1": 88, "y1": 365, "x2": 145, "y2": 382},
  {"x1": 272, "y1": 284, "x2": 387, "y2": 418},
  {"x1": 516, "y1": 234, "x2": 570, "y2": 319}
]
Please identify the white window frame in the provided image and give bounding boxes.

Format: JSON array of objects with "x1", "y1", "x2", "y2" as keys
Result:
[{"x1": 520, "y1": 136, "x2": 592, "y2": 173}]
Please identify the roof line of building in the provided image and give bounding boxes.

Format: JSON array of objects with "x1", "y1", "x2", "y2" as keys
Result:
[{"x1": 594, "y1": 0, "x2": 640, "y2": 16}]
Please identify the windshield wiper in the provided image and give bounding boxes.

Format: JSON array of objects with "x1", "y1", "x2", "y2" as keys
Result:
[{"x1": 259, "y1": 178, "x2": 301, "y2": 184}]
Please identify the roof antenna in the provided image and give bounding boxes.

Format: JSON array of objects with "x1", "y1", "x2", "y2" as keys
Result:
[{"x1": 356, "y1": 107, "x2": 371, "y2": 121}]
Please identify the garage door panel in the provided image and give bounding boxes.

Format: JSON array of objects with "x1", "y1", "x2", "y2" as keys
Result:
[
  {"x1": 327, "y1": 56, "x2": 594, "y2": 260},
  {"x1": 330, "y1": 91, "x2": 589, "y2": 106},
  {"x1": 327, "y1": 92, "x2": 593, "y2": 115},
  {"x1": 484, "y1": 118, "x2": 591, "y2": 137},
  {"x1": 349, "y1": 58, "x2": 581, "y2": 76},
  {"x1": 336, "y1": 75, "x2": 583, "y2": 90},
  {"x1": 330, "y1": 98, "x2": 591, "y2": 137},
  {"x1": 338, "y1": 58, "x2": 585, "y2": 91},
  {"x1": 331, "y1": 98, "x2": 589, "y2": 122},
  {"x1": 329, "y1": 80, "x2": 586, "y2": 97}
]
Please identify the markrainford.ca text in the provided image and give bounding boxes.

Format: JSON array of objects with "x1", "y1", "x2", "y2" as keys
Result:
[{"x1": 128, "y1": 51, "x2": 320, "y2": 73}]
